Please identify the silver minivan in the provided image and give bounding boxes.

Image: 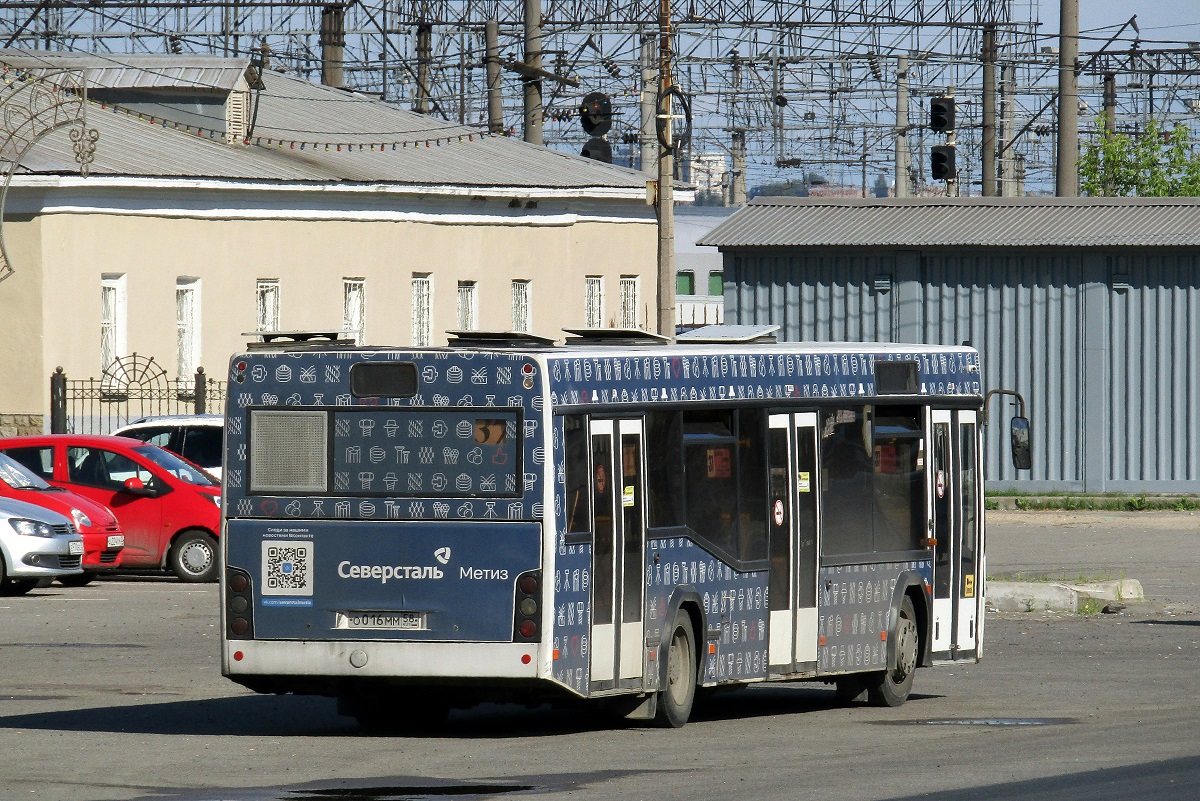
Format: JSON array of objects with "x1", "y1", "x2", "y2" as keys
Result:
[{"x1": 0, "y1": 496, "x2": 84, "y2": 595}]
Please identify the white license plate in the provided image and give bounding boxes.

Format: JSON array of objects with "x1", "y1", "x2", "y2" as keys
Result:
[
  {"x1": 335, "y1": 611, "x2": 426, "y2": 631},
  {"x1": 68, "y1": 541, "x2": 84, "y2": 556},
  {"x1": 107, "y1": 535, "x2": 125, "y2": 548}
]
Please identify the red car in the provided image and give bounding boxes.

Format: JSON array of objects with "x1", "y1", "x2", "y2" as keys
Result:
[
  {"x1": 0, "y1": 451, "x2": 125, "y2": 585},
  {"x1": 0, "y1": 435, "x2": 221, "y2": 582}
]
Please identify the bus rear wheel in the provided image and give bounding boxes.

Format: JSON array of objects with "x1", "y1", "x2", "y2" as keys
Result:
[
  {"x1": 867, "y1": 595, "x2": 919, "y2": 707},
  {"x1": 655, "y1": 610, "x2": 697, "y2": 728}
]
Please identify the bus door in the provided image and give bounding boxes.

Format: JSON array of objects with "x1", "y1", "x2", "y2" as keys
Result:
[
  {"x1": 767, "y1": 413, "x2": 820, "y2": 674},
  {"x1": 955, "y1": 410, "x2": 981, "y2": 656},
  {"x1": 588, "y1": 418, "x2": 647, "y2": 690},
  {"x1": 930, "y1": 409, "x2": 981, "y2": 660}
]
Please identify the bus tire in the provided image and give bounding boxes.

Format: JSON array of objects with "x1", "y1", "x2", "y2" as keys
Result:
[
  {"x1": 655, "y1": 610, "x2": 697, "y2": 728},
  {"x1": 867, "y1": 595, "x2": 919, "y2": 707},
  {"x1": 169, "y1": 530, "x2": 218, "y2": 583}
]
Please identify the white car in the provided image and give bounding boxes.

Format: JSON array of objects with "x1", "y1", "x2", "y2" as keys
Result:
[
  {"x1": 112, "y1": 414, "x2": 224, "y2": 480},
  {"x1": 0, "y1": 496, "x2": 84, "y2": 595}
]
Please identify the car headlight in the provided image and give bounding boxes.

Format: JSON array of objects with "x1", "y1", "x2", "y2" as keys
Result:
[
  {"x1": 10, "y1": 518, "x2": 56, "y2": 538},
  {"x1": 70, "y1": 508, "x2": 93, "y2": 530}
]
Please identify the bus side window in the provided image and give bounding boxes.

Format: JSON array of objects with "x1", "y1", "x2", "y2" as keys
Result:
[
  {"x1": 736, "y1": 408, "x2": 768, "y2": 562},
  {"x1": 646, "y1": 411, "x2": 683, "y2": 527},
  {"x1": 564, "y1": 416, "x2": 591, "y2": 534}
]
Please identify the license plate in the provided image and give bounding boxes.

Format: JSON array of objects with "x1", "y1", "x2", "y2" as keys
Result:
[
  {"x1": 107, "y1": 535, "x2": 125, "y2": 548},
  {"x1": 68, "y1": 541, "x2": 84, "y2": 556},
  {"x1": 335, "y1": 611, "x2": 426, "y2": 631}
]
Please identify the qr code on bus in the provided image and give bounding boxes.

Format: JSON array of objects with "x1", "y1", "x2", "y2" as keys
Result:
[{"x1": 261, "y1": 540, "x2": 314, "y2": 596}]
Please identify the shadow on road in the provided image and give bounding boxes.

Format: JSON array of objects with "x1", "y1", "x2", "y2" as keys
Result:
[{"x1": 0, "y1": 682, "x2": 942, "y2": 739}]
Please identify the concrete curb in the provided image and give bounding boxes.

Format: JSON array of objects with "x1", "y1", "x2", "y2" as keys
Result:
[{"x1": 986, "y1": 579, "x2": 1144, "y2": 612}]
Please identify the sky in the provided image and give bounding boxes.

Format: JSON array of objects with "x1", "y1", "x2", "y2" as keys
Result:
[{"x1": 1041, "y1": 0, "x2": 1200, "y2": 42}]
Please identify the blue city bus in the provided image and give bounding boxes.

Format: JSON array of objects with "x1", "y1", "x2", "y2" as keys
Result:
[{"x1": 220, "y1": 329, "x2": 1029, "y2": 728}]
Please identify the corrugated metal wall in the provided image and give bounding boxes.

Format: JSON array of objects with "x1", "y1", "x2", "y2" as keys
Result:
[{"x1": 726, "y1": 247, "x2": 1200, "y2": 491}]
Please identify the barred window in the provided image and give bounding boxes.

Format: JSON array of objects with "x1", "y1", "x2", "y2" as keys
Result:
[
  {"x1": 100, "y1": 273, "x2": 127, "y2": 372},
  {"x1": 511, "y1": 279, "x2": 531, "y2": 333},
  {"x1": 457, "y1": 281, "x2": 478, "y2": 330},
  {"x1": 585, "y1": 276, "x2": 604, "y2": 328},
  {"x1": 343, "y1": 278, "x2": 365, "y2": 345},
  {"x1": 176, "y1": 277, "x2": 201, "y2": 379},
  {"x1": 619, "y1": 276, "x2": 639, "y2": 329},
  {"x1": 412, "y1": 273, "x2": 432, "y2": 346},
  {"x1": 255, "y1": 279, "x2": 279, "y2": 333}
]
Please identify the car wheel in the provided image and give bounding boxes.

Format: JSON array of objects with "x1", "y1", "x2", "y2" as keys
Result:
[
  {"x1": 58, "y1": 572, "x2": 95, "y2": 587},
  {"x1": 169, "y1": 530, "x2": 218, "y2": 583},
  {"x1": 866, "y1": 595, "x2": 920, "y2": 707}
]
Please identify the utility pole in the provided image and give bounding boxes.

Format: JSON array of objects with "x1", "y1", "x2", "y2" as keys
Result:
[
  {"x1": 1102, "y1": 71, "x2": 1117, "y2": 196},
  {"x1": 981, "y1": 24, "x2": 998, "y2": 196},
  {"x1": 729, "y1": 50, "x2": 747, "y2": 206},
  {"x1": 523, "y1": 0, "x2": 543, "y2": 145},
  {"x1": 999, "y1": 64, "x2": 1018, "y2": 196},
  {"x1": 1056, "y1": 0, "x2": 1079, "y2": 196},
  {"x1": 320, "y1": 4, "x2": 345, "y2": 88},
  {"x1": 640, "y1": 35, "x2": 657, "y2": 174},
  {"x1": 485, "y1": 20, "x2": 504, "y2": 134},
  {"x1": 894, "y1": 54, "x2": 910, "y2": 198},
  {"x1": 655, "y1": 0, "x2": 675, "y2": 338},
  {"x1": 414, "y1": 22, "x2": 432, "y2": 114}
]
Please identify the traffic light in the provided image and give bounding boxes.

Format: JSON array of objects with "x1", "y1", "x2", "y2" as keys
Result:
[
  {"x1": 930, "y1": 96, "x2": 955, "y2": 133},
  {"x1": 930, "y1": 145, "x2": 956, "y2": 180},
  {"x1": 580, "y1": 91, "x2": 613, "y2": 163},
  {"x1": 579, "y1": 92, "x2": 612, "y2": 136}
]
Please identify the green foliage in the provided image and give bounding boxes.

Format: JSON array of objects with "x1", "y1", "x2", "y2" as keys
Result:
[{"x1": 1081, "y1": 118, "x2": 1200, "y2": 197}]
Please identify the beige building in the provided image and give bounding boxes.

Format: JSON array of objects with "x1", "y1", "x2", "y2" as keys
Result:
[{"x1": 0, "y1": 53, "x2": 665, "y2": 432}]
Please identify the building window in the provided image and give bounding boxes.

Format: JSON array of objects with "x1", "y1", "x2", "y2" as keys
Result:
[
  {"x1": 585, "y1": 276, "x2": 604, "y2": 328},
  {"x1": 412, "y1": 273, "x2": 432, "y2": 346},
  {"x1": 708, "y1": 270, "x2": 724, "y2": 297},
  {"x1": 619, "y1": 276, "x2": 639, "y2": 329},
  {"x1": 511, "y1": 279, "x2": 531, "y2": 333},
  {"x1": 676, "y1": 271, "x2": 695, "y2": 296},
  {"x1": 343, "y1": 278, "x2": 365, "y2": 344},
  {"x1": 256, "y1": 279, "x2": 280, "y2": 332},
  {"x1": 100, "y1": 273, "x2": 127, "y2": 371},
  {"x1": 457, "y1": 281, "x2": 478, "y2": 331},
  {"x1": 176, "y1": 277, "x2": 201, "y2": 379}
]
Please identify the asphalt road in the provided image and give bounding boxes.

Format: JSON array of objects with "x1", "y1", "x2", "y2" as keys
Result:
[{"x1": 0, "y1": 511, "x2": 1197, "y2": 801}]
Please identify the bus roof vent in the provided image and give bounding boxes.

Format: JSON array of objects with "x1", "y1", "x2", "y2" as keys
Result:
[
  {"x1": 446, "y1": 330, "x2": 558, "y2": 348},
  {"x1": 677, "y1": 324, "x2": 780, "y2": 344},
  {"x1": 243, "y1": 330, "x2": 357, "y2": 350},
  {"x1": 561, "y1": 328, "x2": 672, "y2": 346}
]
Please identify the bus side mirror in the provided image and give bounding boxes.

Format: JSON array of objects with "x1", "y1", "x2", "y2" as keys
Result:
[{"x1": 1010, "y1": 417, "x2": 1031, "y2": 471}]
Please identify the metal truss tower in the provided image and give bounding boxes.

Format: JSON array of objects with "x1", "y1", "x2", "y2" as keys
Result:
[{"x1": 2, "y1": 2, "x2": 1198, "y2": 196}]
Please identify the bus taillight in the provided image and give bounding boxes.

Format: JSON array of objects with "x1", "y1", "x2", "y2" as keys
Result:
[
  {"x1": 225, "y1": 566, "x2": 254, "y2": 640},
  {"x1": 513, "y1": 569, "x2": 542, "y2": 643}
]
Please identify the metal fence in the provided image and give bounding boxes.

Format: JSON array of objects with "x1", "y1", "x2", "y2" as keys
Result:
[{"x1": 50, "y1": 353, "x2": 226, "y2": 435}]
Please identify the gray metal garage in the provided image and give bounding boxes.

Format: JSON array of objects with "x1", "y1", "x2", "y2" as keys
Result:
[{"x1": 698, "y1": 196, "x2": 1200, "y2": 492}]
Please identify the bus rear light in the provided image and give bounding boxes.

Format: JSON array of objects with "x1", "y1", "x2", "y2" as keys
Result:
[
  {"x1": 521, "y1": 653, "x2": 532, "y2": 665},
  {"x1": 225, "y1": 567, "x2": 255, "y2": 640},
  {"x1": 233, "y1": 651, "x2": 244, "y2": 661},
  {"x1": 513, "y1": 569, "x2": 542, "y2": 643}
]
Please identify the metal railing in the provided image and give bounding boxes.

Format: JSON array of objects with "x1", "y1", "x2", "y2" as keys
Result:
[{"x1": 50, "y1": 354, "x2": 225, "y2": 435}]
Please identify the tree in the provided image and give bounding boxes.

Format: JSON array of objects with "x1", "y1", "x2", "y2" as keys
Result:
[{"x1": 1080, "y1": 118, "x2": 1200, "y2": 197}]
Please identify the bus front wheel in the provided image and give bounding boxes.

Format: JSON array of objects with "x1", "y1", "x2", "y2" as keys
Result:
[
  {"x1": 655, "y1": 610, "x2": 697, "y2": 728},
  {"x1": 867, "y1": 595, "x2": 919, "y2": 707}
]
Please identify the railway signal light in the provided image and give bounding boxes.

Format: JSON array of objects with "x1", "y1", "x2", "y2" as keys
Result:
[
  {"x1": 580, "y1": 91, "x2": 613, "y2": 163},
  {"x1": 930, "y1": 96, "x2": 955, "y2": 133},
  {"x1": 930, "y1": 145, "x2": 956, "y2": 181}
]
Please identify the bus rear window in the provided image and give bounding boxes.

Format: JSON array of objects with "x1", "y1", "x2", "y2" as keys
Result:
[{"x1": 331, "y1": 409, "x2": 520, "y2": 497}]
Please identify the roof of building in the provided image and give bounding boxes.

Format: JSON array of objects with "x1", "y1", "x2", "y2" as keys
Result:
[
  {"x1": 697, "y1": 196, "x2": 1200, "y2": 249},
  {"x1": 1, "y1": 51, "x2": 652, "y2": 193}
]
